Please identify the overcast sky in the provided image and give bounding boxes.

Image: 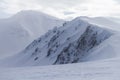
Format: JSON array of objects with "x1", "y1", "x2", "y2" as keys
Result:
[{"x1": 0, "y1": 0, "x2": 120, "y2": 19}]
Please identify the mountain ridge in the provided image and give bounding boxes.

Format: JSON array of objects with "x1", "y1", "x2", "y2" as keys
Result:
[{"x1": 0, "y1": 17, "x2": 115, "y2": 67}]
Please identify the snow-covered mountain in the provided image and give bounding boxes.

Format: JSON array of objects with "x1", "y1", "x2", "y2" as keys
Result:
[
  {"x1": 1, "y1": 16, "x2": 120, "y2": 80},
  {"x1": 1, "y1": 17, "x2": 118, "y2": 67},
  {"x1": 0, "y1": 10, "x2": 64, "y2": 59}
]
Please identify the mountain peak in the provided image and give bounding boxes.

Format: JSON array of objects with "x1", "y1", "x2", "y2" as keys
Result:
[
  {"x1": 0, "y1": 16, "x2": 113, "y2": 67},
  {"x1": 12, "y1": 10, "x2": 60, "y2": 20},
  {"x1": 0, "y1": 10, "x2": 64, "y2": 59}
]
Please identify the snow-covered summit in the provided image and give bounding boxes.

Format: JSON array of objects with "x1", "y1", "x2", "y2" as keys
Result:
[
  {"x1": 13, "y1": 10, "x2": 59, "y2": 20},
  {"x1": 9, "y1": 10, "x2": 64, "y2": 38}
]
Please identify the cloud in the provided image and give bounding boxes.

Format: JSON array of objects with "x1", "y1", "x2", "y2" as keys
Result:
[
  {"x1": 0, "y1": 0, "x2": 120, "y2": 19},
  {"x1": 34, "y1": 0, "x2": 88, "y2": 8},
  {"x1": 63, "y1": 11, "x2": 75, "y2": 15},
  {"x1": 114, "y1": 0, "x2": 120, "y2": 3}
]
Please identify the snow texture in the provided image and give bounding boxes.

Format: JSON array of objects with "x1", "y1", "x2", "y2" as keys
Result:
[{"x1": 0, "y1": 57, "x2": 120, "y2": 80}]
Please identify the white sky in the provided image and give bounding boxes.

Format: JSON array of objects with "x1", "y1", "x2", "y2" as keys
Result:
[{"x1": 0, "y1": 0, "x2": 120, "y2": 19}]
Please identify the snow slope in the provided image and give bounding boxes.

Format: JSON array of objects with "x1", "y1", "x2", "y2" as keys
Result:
[
  {"x1": 0, "y1": 10, "x2": 64, "y2": 59},
  {"x1": 0, "y1": 57, "x2": 120, "y2": 80}
]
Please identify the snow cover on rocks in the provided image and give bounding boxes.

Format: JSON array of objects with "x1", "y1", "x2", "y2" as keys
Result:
[{"x1": 0, "y1": 17, "x2": 115, "y2": 67}]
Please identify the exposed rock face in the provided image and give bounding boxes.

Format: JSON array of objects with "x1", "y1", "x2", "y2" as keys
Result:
[
  {"x1": 25, "y1": 19, "x2": 112, "y2": 66},
  {"x1": 54, "y1": 26, "x2": 111, "y2": 64}
]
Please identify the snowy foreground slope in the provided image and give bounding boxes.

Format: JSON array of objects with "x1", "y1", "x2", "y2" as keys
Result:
[
  {"x1": 0, "y1": 10, "x2": 63, "y2": 58},
  {"x1": 0, "y1": 58, "x2": 120, "y2": 80}
]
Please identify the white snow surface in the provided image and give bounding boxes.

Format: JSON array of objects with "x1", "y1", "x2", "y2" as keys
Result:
[
  {"x1": 0, "y1": 10, "x2": 64, "y2": 59},
  {"x1": 0, "y1": 58, "x2": 120, "y2": 80}
]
